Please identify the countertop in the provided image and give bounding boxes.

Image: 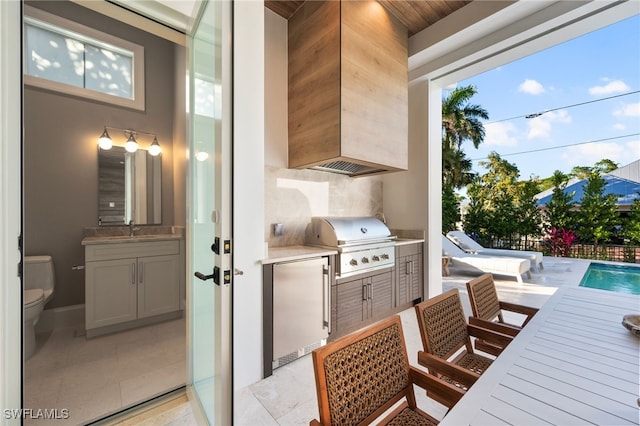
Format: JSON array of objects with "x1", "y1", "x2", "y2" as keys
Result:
[
  {"x1": 261, "y1": 238, "x2": 424, "y2": 264},
  {"x1": 394, "y1": 238, "x2": 424, "y2": 246},
  {"x1": 82, "y1": 225, "x2": 184, "y2": 245},
  {"x1": 81, "y1": 233, "x2": 184, "y2": 245},
  {"x1": 262, "y1": 245, "x2": 338, "y2": 264}
]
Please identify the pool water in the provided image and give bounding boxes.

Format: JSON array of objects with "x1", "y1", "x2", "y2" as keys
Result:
[{"x1": 579, "y1": 263, "x2": 640, "y2": 295}]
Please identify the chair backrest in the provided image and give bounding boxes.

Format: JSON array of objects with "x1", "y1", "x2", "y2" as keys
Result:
[
  {"x1": 466, "y1": 273, "x2": 503, "y2": 323},
  {"x1": 447, "y1": 231, "x2": 484, "y2": 251},
  {"x1": 414, "y1": 288, "x2": 472, "y2": 360},
  {"x1": 311, "y1": 315, "x2": 415, "y2": 426}
]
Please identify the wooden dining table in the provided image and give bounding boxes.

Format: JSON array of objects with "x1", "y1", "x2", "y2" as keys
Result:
[{"x1": 440, "y1": 285, "x2": 640, "y2": 426}]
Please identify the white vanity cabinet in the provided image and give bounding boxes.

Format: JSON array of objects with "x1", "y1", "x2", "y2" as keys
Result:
[{"x1": 84, "y1": 239, "x2": 182, "y2": 337}]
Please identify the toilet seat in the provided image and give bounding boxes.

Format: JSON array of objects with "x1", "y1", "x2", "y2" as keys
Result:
[{"x1": 24, "y1": 289, "x2": 44, "y2": 308}]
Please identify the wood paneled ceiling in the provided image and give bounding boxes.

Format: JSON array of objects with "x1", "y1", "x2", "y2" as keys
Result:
[{"x1": 265, "y1": 0, "x2": 471, "y2": 36}]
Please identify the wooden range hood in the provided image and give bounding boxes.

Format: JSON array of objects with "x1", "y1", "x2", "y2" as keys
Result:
[{"x1": 288, "y1": 0, "x2": 408, "y2": 177}]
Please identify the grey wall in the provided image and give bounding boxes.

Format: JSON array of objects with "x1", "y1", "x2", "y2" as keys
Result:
[{"x1": 24, "y1": 1, "x2": 182, "y2": 309}]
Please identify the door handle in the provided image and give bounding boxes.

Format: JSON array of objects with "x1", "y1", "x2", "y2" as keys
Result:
[
  {"x1": 194, "y1": 272, "x2": 214, "y2": 281},
  {"x1": 195, "y1": 266, "x2": 220, "y2": 285},
  {"x1": 234, "y1": 268, "x2": 244, "y2": 275}
]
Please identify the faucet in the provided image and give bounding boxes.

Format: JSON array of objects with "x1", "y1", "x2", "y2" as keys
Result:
[{"x1": 129, "y1": 220, "x2": 140, "y2": 237}]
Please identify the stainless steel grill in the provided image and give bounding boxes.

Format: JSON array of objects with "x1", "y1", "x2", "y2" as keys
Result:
[{"x1": 305, "y1": 216, "x2": 396, "y2": 277}]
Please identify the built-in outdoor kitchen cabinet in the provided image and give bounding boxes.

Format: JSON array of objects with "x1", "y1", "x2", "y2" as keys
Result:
[
  {"x1": 331, "y1": 269, "x2": 394, "y2": 339},
  {"x1": 84, "y1": 240, "x2": 181, "y2": 337},
  {"x1": 395, "y1": 242, "x2": 423, "y2": 309}
]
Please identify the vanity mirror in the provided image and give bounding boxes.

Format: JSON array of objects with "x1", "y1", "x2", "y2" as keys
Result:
[{"x1": 98, "y1": 146, "x2": 161, "y2": 225}]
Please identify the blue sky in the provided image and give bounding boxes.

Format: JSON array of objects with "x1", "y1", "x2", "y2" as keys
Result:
[{"x1": 453, "y1": 13, "x2": 640, "y2": 183}]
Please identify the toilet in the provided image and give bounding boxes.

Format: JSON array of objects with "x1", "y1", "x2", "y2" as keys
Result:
[{"x1": 24, "y1": 255, "x2": 55, "y2": 360}]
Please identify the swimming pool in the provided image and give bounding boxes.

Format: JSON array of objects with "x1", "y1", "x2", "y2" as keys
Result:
[{"x1": 579, "y1": 262, "x2": 640, "y2": 295}]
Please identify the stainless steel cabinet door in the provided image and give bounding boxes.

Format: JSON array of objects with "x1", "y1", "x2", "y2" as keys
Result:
[{"x1": 273, "y1": 257, "x2": 329, "y2": 359}]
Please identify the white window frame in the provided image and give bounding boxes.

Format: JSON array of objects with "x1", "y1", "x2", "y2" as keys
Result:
[{"x1": 23, "y1": 5, "x2": 145, "y2": 111}]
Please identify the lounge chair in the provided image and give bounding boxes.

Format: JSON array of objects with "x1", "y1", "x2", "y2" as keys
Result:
[
  {"x1": 442, "y1": 236, "x2": 531, "y2": 284},
  {"x1": 447, "y1": 230, "x2": 544, "y2": 273}
]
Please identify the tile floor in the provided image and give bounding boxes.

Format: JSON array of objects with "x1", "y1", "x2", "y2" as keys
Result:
[
  {"x1": 231, "y1": 256, "x2": 592, "y2": 425},
  {"x1": 24, "y1": 316, "x2": 186, "y2": 426},
  {"x1": 105, "y1": 392, "x2": 197, "y2": 426},
  {"x1": 24, "y1": 256, "x2": 593, "y2": 425}
]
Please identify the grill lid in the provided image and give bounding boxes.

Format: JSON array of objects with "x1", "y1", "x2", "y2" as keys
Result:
[{"x1": 305, "y1": 216, "x2": 393, "y2": 247}]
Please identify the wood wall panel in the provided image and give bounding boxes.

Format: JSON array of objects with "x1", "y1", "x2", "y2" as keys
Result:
[
  {"x1": 288, "y1": 0, "x2": 342, "y2": 167},
  {"x1": 340, "y1": 0, "x2": 408, "y2": 170},
  {"x1": 287, "y1": 0, "x2": 408, "y2": 173}
]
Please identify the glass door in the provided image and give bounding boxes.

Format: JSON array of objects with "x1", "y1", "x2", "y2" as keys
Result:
[{"x1": 187, "y1": 1, "x2": 232, "y2": 424}]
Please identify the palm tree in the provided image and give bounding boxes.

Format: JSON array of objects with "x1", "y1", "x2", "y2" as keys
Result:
[{"x1": 442, "y1": 85, "x2": 489, "y2": 188}]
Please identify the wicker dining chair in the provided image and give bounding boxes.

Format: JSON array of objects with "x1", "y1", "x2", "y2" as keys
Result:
[
  {"x1": 309, "y1": 315, "x2": 464, "y2": 426},
  {"x1": 465, "y1": 273, "x2": 539, "y2": 355},
  {"x1": 414, "y1": 288, "x2": 513, "y2": 401}
]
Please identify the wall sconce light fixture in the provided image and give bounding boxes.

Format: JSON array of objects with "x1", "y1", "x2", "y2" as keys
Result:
[
  {"x1": 98, "y1": 126, "x2": 162, "y2": 156},
  {"x1": 148, "y1": 136, "x2": 162, "y2": 156},
  {"x1": 124, "y1": 132, "x2": 138, "y2": 153},
  {"x1": 98, "y1": 127, "x2": 113, "y2": 150}
]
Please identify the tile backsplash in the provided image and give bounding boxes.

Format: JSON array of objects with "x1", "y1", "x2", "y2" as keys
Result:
[{"x1": 265, "y1": 165, "x2": 383, "y2": 247}]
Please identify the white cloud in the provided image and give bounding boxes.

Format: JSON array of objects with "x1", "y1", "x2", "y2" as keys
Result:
[
  {"x1": 518, "y1": 79, "x2": 545, "y2": 95},
  {"x1": 613, "y1": 123, "x2": 626, "y2": 130},
  {"x1": 561, "y1": 142, "x2": 625, "y2": 166},
  {"x1": 483, "y1": 122, "x2": 518, "y2": 146},
  {"x1": 588, "y1": 79, "x2": 630, "y2": 95},
  {"x1": 613, "y1": 102, "x2": 640, "y2": 117},
  {"x1": 527, "y1": 109, "x2": 572, "y2": 139},
  {"x1": 625, "y1": 139, "x2": 640, "y2": 156}
]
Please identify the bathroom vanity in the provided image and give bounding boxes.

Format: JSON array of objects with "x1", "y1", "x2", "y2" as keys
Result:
[{"x1": 82, "y1": 228, "x2": 184, "y2": 338}]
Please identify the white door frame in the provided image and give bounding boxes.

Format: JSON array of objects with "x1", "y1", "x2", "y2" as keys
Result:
[
  {"x1": 0, "y1": 0, "x2": 23, "y2": 422},
  {"x1": 185, "y1": 0, "x2": 233, "y2": 423}
]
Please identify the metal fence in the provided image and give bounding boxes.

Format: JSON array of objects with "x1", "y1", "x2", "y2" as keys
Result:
[{"x1": 485, "y1": 238, "x2": 640, "y2": 264}]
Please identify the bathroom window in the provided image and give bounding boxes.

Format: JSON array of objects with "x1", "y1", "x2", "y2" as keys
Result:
[{"x1": 24, "y1": 6, "x2": 145, "y2": 111}]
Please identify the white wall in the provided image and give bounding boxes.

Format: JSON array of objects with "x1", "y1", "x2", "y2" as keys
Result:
[
  {"x1": 233, "y1": 0, "x2": 265, "y2": 390},
  {"x1": 0, "y1": 0, "x2": 22, "y2": 419},
  {"x1": 382, "y1": 80, "x2": 442, "y2": 299},
  {"x1": 264, "y1": 9, "x2": 288, "y2": 170}
]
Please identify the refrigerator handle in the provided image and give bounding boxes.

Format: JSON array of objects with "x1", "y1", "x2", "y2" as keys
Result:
[{"x1": 323, "y1": 264, "x2": 330, "y2": 333}]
